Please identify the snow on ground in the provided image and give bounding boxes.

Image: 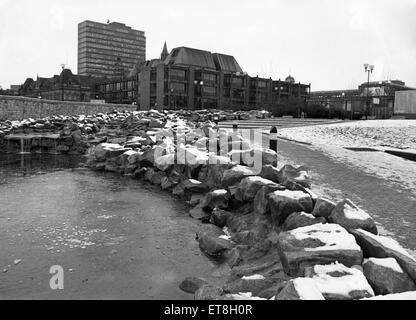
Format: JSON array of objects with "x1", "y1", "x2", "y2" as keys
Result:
[
  {"x1": 279, "y1": 120, "x2": 416, "y2": 150},
  {"x1": 277, "y1": 120, "x2": 416, "y2": 197}
]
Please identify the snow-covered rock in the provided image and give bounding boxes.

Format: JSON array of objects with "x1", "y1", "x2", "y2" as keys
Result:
[
  {"x1": 350, "y1": 229, "x2": 416, "y2": 284},
  {"x1": 268, "y1": 189, "x2": 314, "y2": 226},
  {"x1": 226, "y1": 292, "x2": 267, "y2": 300},
  {"x1": 198, "y1": 234, "x2": 233, "y2": 256},
  {"x1": 283, "y1": 212, "x2": 326, "y2": 231},
  {"x1": 329, "y1": 199, "x2": 377, "y2": 234},
  {"x1": 234, "y1": 176, "x2": 279, "y2": 202},
  {"x1": 94, "y1": 143, "x2": 130, "y2": 162},
  {"x1": 278, "y1": 164, "x2": 311, "y2": 189},
  {"x1": 221, "y1": 165, "x2": 256, "y2": 188},
  {"x1": 253, "y1": 184, "x2": 286, "y2": 215},
  {"x1": 277, "y1": 223, "x2": 363, "y2": 276},
  {"x1": 363, "y1": 257, "x2": 416, "y2": 295},
  {"x1": 172, "y1": 179, "x2": 208, "y2": 197},
  {"x1": 312, "y1": 197, "x2": 336, "y2": 218},
  {"x1": 200, "y1": 189, "x2": 230, "y2": 211},
  {"x1": 304, "y1": 262, "x2": 374, "y2": 300},
  {"x1": 275, "y1": 278, "x2": 325, "y2": 300},
  {"x1": 259, "y1": 164, "x2": 281, "y2": 183}
]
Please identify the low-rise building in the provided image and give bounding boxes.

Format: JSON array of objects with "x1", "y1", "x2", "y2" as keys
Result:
[
  {"x1": 98, "y1": 43, "x2": 311, "y2": 114},
  {"x1": 308, "y1": 80, "x2": 415, "y2": 119},
  {"x1": 19, "y1": 68, "x2": 104, "y2": 102}
]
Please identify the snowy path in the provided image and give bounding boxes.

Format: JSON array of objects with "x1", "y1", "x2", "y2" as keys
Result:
[{"x1": 273, "y1": 138, "x2": 416, "y2": 254}]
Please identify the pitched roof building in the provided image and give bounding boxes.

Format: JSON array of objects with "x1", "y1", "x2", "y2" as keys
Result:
[{"x1": 19, "y1": 68, "x2": 104, "y2": 102}]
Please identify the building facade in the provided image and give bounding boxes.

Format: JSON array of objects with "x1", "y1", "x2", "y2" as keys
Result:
[
  {"x1": 308, "y1": 80, "x2": 415, "y2": 119},
  {"x1": 130, "y1": 45, "x2": 310, "y2": 113},
  {"x1": 78, "y1": 20, "x2": 146, "y2": 79},
  {"x1": 19, "y1": 68, "x2": 104, "y2": 102}
]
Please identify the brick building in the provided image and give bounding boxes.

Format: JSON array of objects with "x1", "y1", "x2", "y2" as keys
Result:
[
  {"x1": 98, "y1": 43, "x2": 311, "y2": 113},
  {"x1": 19, "y1": 68, "x2": 104, "y2": 102}
]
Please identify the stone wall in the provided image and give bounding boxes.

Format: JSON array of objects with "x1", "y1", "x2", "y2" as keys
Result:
[{"x1": 0, "y1": 95, "x2": 137, "y2": 121}]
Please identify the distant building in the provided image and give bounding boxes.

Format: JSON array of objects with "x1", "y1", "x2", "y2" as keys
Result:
[
  {"x1": 308, "y1": 80, "x2": 415, "y2": 119},
  {"x1": 78, "y1": 20, "x2": 146, "y2": 79},
  {"x1": 19, "y1": 68, "x2": 104, "y2": 102},
  {"x1": 95, "y1": 43, "x2": 310, "y2": 112},
  {"x1": 0, "y1": 85, "x2": 20, "y2": 96}
]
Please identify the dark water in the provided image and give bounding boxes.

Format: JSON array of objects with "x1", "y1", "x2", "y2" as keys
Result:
[{"x1": 0, "y1": 154, "x2": 216, "y2": 300}]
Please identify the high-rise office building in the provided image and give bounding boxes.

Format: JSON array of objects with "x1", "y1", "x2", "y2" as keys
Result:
[{"x1": 78, "y1": 20, "x2": 146, "y2": 78}]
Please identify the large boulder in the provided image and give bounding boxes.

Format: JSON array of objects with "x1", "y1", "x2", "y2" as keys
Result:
[
  {"x1": 350, "y1": 229, "x2": 416, "y2": 284},
  {"x1": 223, "y1": 274, "x2": 274, "y2": 296},
  {"x1": 160, "y1": 176, "x2": 174, "y2": 190},
  {"x1": 363, "y1": 257, "x2": 416, "y2": 295},
  {"x1": 328, "y1": 199, "x2": 377, "y2": 234},
  {"x1": 278, "y1": 164, "x2": 311, "y2": 189},
  {"x1": 200, "y1": 190, "x2": 230, "y2": 211},
  {"x1": 283, "y1": 212, "x2": 327, "y2": 231},
  {"x1": 304, "y1": 262, "x2": 374, "y2": 300},
  {"x1": 277, "y1": 223, "x2": 363, "y2": 276},
  {"x1": 268, "y1": 190, "x2": 314, "y2": 226},
  {"x1": 312, "y1": 197, "x2": 336, "y2": 218},
  {"x1": 94, "y1": 143, "x2": 131, "y2": 162},
  {"x1": 189, "y1": 204, "x2": 211, "y2": 222},
  {"x1": 221, "y1": 165, "x2": 256, "y2": 188},
  {"x1": 275, "y1": 278, "x2": 325, "y2": 300},
  {"x1": 179, "y1": 277, "x2": 208, "y2": 294},
  {"x1": 237, "y1": 148, "x2": 278, "y2": 168},
  {"x1": 127, "y1": 151, "x2": 142, "y2": 165},
  {"x1": 253, "y1": 185, "x2": 286, "y2": 215},
  {"x1": 196, "y1": 224, "x2": 225, "y2": 239},
  {"x1": 154, "y1": 153, "x2": 175, "y2": 172},
  {"x1": 259, "y1": 165, "x2": 280, "y2": 183},
  {"x1": 210, "y1": 208, "x2": 235, "y2": 228},
  {"x1": 149, "y1": 170, "x2": 166, "y2": 185},
  {"x1": 149, "y1": 118, "x2": 164, "y2": 128},
  {"x1": 202, "y1": 159, "x2": 233, "y2": 189},
  {"x1": 172, "y1": 179, "x2": 208, "y2": 198},
  {"x1": 125, "y1": 136, "x2": 147, "y2": 149},
  {"x1": 198, "y1": 234, "x2": 233, "y2": 257},
  {"x1": 234, "y1": 176, "x2": 279, "y2": 202}
]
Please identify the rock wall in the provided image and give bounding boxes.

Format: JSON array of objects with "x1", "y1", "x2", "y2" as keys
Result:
[
  {"x1": 84, "y1": 110, "x2": 416, "y2": 301},
  {"x1": 0, "y1": 95, "x2": 136, "y2": 121}
]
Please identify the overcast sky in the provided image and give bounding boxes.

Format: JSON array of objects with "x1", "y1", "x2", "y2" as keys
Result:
[{"x1": 1, "y1": 0, "x2": 415, "y2": 91}]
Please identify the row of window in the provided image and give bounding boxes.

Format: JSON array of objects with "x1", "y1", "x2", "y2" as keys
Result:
[
  {"x1": 79, "y1": 27, "x2": 145, "y2": 42},
  {"x1": 81, "y1": 22, "x2": 145, "y2": 36},
  {"x1": 78, "y1": 44, "x2": 145, "y2": 58},
  {"x1": 78, "y1": 35, "x2": 145, "y2": 50},
  {"x1": 100, "y1": 81, "x2": 137, "y2": 92},
  {"x1": 78, "y1": 55, "x2": 139, "y2": 67}
]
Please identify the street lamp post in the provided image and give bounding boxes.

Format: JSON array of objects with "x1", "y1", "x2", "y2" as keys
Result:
[
  {"x1": 170, "y1": 88, "x2": 174, "y2": 110},
  {"x1": 194, "y1": 80, "x2": 204, "y2": 109},
  {"x1": 363, "y1": 64, "x2": 374, "y2": 120}
]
